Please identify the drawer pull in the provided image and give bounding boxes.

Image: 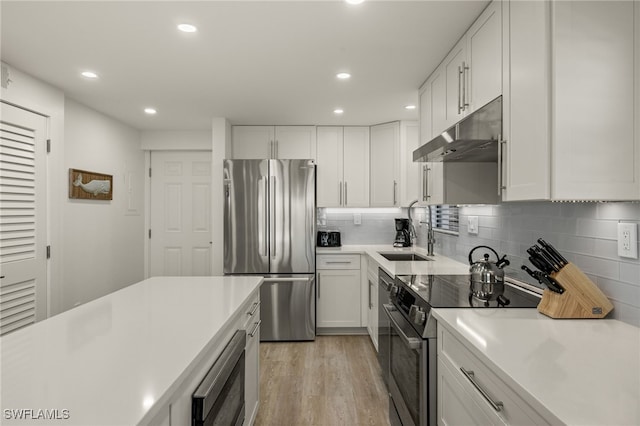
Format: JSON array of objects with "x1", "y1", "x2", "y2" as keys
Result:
[
  {"x1": 249, "y1": 320, "x2": 262, "y2": 337},
  {"x1": 325, "y1": 261, "x2": 352, "y2": 264},
  {"x1": 460, "y1": 367, "x2": 504, "y2": 412},
  {"x1": 247, "y1": 301, "x2": 260, "y2": 316}
]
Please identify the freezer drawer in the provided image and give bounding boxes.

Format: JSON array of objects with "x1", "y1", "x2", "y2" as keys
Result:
[{"x1": 260, "y1": 275, "x2": 315, "y2": 341}]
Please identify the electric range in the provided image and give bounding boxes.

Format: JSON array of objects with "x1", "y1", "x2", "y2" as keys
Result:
[{"x1": 385, "y1": 274, "x2": 541, "y2": 426}]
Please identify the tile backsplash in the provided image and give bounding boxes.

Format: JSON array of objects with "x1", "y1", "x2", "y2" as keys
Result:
[{"x1": 320, "y1": 202, "x2": 640, "y2": 327}]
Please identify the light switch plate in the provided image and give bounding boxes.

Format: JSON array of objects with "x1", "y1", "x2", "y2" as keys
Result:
[
  {"x1": 353, "y1": 213, "x2": 362, "y2": 225},
  {"x1": 617, "y1": 222, "x2": 638, "y2": 259},
  {"x1": 468, "y1": 216, "x2": 479, "y2": 235}
]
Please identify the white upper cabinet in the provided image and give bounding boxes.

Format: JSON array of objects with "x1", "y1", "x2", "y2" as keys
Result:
[
  {"x1": 501, "y1": 0, "x2": 551, "y2": 201},
  {"x1": 398, "y1": 121, "x2": 421, "y2": 206},
  {"x1": 467, "y1": 0, "x2": 502, "y2": 112},
  {"x1": 370, "y1": 122, "x2": 400, "y2": 207},
  {"x1": 316, "y1": 126, "x2": 369, "y2": 207},
  {"x1": 421, "y1": 1, "x2": 502, "y2": 139},
  {"x1": 342, "y1": 127, "x2": 370, "y2": 207},
  {"x1": 231, "y1": 126, "x2": 273, "y2": 159},
  {"x1": 231, "y1": 125, "x2": 316, "y2": 160},
  {"x1": 444, "y1": 39, "x2": 468, "y2": 128},
  {"x1": 502, "y1": 0, "x2": 639, "y2": 201},
  {"x1": 551, "y1": 0, "x2": 638, "y2": 200}
]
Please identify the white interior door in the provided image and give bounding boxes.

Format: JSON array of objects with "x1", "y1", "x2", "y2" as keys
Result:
[
  {"x1": 149, "y1": 151, "x2": 212, "y2": 276},
  {"x1": 0, "y1": 102, "x2": 48, "y2": 336}
]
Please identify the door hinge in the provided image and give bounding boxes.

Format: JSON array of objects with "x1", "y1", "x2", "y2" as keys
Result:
[
  {"x1": 46, "y1": 245, "x2": 51, "y2": 259},
  {"x1": 148, "y1": 229, "x2": 152, "y2": 239},
  {"x1": 149, "y1": 168, "x2": 152, "y2": 178},
  {"x1": 46, "y1": 139, "x2": 51, "y2": 153}
]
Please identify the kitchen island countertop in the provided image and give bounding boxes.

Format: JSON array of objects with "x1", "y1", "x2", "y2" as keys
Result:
[
  {"x1": 317, "y1": 244, "x2": 470, "y2": 276},
  {"x1": 432, "y1": 308, "x2": 640, "y2": 426},
  {"x1": 0, "y1": 276, "x2": 263, "y2": 425}
]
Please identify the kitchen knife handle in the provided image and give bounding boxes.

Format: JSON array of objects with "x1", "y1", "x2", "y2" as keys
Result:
[{"x1": 460, "y1": 368, "x2": 504, "y2": 412}]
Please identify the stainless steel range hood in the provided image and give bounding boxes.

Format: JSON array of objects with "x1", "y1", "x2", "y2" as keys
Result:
[{"x1": 413, "y1": 96, "x2": 502, "y2": 163}]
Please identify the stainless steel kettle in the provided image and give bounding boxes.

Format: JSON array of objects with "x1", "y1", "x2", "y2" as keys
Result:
[{"x1": 468, "y1": 245, "x2": 510, "y2": 301}]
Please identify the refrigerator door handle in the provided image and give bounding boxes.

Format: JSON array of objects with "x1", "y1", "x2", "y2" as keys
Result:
[
  {"x1": 258, "y1": 176, "x2": 268, "y2": 257},
  {"x1": 270, "y1": 175, "x2": 277, "y2": 259},
  {"x1": 262, "y1": 277, "x2": 312, "y2": 283}
]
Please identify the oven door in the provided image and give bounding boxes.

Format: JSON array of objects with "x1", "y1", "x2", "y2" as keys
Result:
[{"x1": 383, "y1": 304, "x2": 427, "y2": 426}]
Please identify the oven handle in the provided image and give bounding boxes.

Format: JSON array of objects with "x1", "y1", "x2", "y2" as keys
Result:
[{"x1": 383, "y1": 303, "x2": 422, "y2": 350}]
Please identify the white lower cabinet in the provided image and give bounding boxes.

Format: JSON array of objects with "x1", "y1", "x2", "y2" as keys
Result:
[
  {"x1": 366, "y1": 257, "x2": 379, "y2": 350},
  {"x1": 156, "y1": 291, "x2": 260, "y2": 426},
  {"x1": 437, "y1": 324, "x2": 550, "y2": 426},
  {"x1": 316, "y1": 254, "x2": 362, "y2": 329},
  {"x1": 243, "y1": 299, "x2": 261, "y2": 426}
]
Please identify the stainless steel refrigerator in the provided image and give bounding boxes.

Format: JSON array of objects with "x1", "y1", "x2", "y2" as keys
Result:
[{"x1": 223, "y1": 159, "x2": 316, "y2": 341}]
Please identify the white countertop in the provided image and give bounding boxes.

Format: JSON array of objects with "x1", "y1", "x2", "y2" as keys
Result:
[
  {"x1": 432, "y1": 308, "x2": 640, "y2": 426},
  {"x1": 317, "y1": 244, "x2": 470, "y2": 276},
  {"x1": 0, "y1": 276, "x2": 263, "y2": 425}
]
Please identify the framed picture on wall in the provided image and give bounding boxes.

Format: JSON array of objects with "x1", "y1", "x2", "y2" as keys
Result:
[{"x1": 69, "y1": 168, "x2": 113, "y2": 200}]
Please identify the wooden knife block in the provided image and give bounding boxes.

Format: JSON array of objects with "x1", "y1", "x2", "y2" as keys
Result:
[{"x1": 537, "y1": 263, "x2": 614, "y2": 319}]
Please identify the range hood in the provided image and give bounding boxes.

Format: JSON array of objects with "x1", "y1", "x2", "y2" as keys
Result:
[{"x1": 413, "y1": 96, "x2": 502, "y2": 163}]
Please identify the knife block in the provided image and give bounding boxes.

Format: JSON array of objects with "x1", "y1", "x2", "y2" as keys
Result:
[{"x1": 537, "y1": 263, "x2": 614, "y2": 319}]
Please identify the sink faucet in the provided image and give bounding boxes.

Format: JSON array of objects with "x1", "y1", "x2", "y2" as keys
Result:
[
  {"x1": 426, "y1": 205, "x2": 436, "y2": 256},
  {"x1": 407, "y1": 199, "x2": 418, "y2": 246}
]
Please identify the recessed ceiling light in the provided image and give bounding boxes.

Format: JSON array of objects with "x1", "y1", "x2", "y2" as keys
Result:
[
  {"x1": 177, "y1": 23, "x2": 197, "y2": 33},
  {"x1": 336, "y1": 72, "x2": 351, "y2": 80},
  {"x1": 144, "y1": 108, "x2": 157, "y2": 115},
  {"x1": 405, "y1": 105, "x2": 417, "y2": 110},
  {"x1": 345, "y1": 0, "x2": 365, "y2": 4},
  {"x1": 334, "y1": 109, "x2": 344, "y2": 115},
  {"x1": 81, "y1": 71, "x2": 98, "y2": 79}
]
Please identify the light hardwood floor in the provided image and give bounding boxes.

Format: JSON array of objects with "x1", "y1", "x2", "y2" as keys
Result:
[{"x1": 254, "y1": 335, "x2": 390, "y2": 426}]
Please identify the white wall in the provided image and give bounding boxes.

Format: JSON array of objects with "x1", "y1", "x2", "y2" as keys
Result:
[
  {"x1": 1, "y1": 63, "x2": 147, "y2": 316},
  {"x1": 63, "y1": 99, "x2": 145, "y2": 310},
  {"x1": 1, "y1": 64, "x2": 65, "y2": 315},
  {"x1": 140, "y1": 130, "x2": 211, "y2": 151}
]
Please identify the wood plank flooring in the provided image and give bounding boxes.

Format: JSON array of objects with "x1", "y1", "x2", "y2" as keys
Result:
[{"x1": 254, "y1": 336, "x2": 390, "y2": 426}]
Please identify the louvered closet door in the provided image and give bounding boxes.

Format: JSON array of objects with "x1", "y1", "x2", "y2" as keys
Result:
[{"x1": 0, "y1": 102, "x2": 48, "y2": 336}]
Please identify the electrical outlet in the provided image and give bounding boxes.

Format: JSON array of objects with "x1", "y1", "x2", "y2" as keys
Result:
[
  {"x1": 353, "y1": 213, "x2": 361, "y2": 225},
  {"x1": 617, "y1": 223, "x2": 638, "y2": 259},
  {"x1": 468, "y1": 216, "x2": 479, "y2": 235}
]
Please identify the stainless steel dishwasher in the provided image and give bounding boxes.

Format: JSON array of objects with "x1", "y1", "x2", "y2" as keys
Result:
[{"x1": 377, "y1": 268, "x2": 394, "y2": 387}]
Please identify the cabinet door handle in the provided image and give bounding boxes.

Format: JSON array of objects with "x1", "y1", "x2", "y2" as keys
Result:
[
  {"x1": 462, "y1": 61, "x2": 470, "y2": 111},
  {"x1": 249, "y1": 320, "x2": 262, "y2": 337},
  {"x1": 339, "y1": 182, "x2": 343, "y2": 206},
  {"x1": 393, "y1": 180, "x2": 397, "y2": 205},
  {"x1": 317, "y1": 273, "x2": 320, "y2": 298},
  {"x1": 275, "y1": 140, "x2": 279, "y2": 158},
  {"x1": 344, "y1": 181, "x2": 348, "y2": 206},
  {"x1": 498, "y1": 135, "x2": 507, "y2": 196},
  {"x1": 422, "y1": 166, "x2": 427, "y2": 201},
  {"x1": 460, "y1": 367, "x2": 504, "y2": 412},
  {"x1": 425, "y1": 166, "x2": 431, "y2": 200},
  {"x1": 368, "y1": 281, "x2": 373, "y2": 309},
  {"x1": 458, "y1": 65, "x2": 463, "y2": 114},
  {"x1": 247, "y1": 301, "x2": 260, "y2": 317}
]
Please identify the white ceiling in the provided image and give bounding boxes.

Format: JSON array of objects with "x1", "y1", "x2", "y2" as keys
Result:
[{"x1": 1, "y1": 1, "x2": 489, "y2": 131}]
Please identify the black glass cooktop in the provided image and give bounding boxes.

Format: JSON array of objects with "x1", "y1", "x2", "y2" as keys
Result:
[{"x1": 396, "y1": 274, "x2": 541, "y2": 309}]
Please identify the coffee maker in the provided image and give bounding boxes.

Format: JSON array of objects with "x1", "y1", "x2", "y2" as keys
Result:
[{"x1": 393, "y1": 218, "x2": 412, "y2": 247}]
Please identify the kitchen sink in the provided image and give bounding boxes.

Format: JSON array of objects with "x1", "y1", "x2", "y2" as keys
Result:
[{"x1": 378, "y1": 252, "x2": 433, "y2": 262}]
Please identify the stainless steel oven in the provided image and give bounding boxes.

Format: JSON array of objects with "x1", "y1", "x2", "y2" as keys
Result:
[
  {"x1": 386, "y1": 274, "x2": 541, "y2": 426},
  {"x1": 377, "y1": 268, "x2": 394, "y2": 387},
  {"x1": 383, "y1": 303, "x2": 433, "y2": 426},
  {"x1": 192, "y1": 330, "x2": 246, "y2": 426}
]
